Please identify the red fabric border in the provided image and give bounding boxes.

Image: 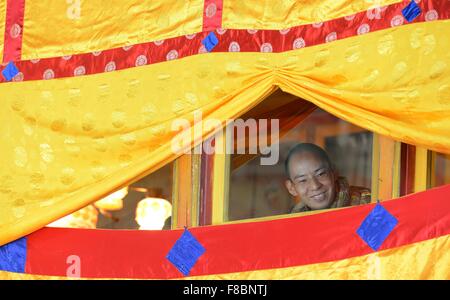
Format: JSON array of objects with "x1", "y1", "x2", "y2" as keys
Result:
[
  {"x1": 203, "y1": 0, "x2": 223, "y2": 31},
  {"x1": 25, "y1": 184, "x2": 450, "y2": 279},
  {"x1": 0, "y1": 0, "x2": 447, "y2": 83},
  {"x1": 2, "y1": 0, "x2": 25, "y2": 63}
]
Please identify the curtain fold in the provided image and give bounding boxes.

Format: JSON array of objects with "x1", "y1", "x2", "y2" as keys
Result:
[{"x1": 273, "y1": 21, "x2": 450, "y2": 154}]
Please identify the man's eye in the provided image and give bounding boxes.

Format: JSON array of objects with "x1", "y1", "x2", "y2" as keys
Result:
[
  {"x1": 298, "y1": 179, "x2": 307, "y2": 184},
  {"x1": 318, "y1": 172, "x2": 325, "y2": 177}
]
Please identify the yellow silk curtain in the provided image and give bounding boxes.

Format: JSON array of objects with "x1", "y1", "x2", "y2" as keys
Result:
[
  {"x1": 21, "y1": 0, "x2": 204, "y2": 60},
  {"x1": 1, "y1": 20, "x2": 450, "y2": 246},
  {"x1": 223, "y1": 0, "x2": 401, "y2": 29}
]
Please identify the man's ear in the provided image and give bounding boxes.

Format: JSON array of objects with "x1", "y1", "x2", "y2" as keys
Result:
[{"x1": 285, "y1": 179, "x2": 298, "y2": 197}]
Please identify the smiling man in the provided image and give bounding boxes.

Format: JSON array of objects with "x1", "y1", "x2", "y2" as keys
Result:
[{"x1": 284, "y1": 143, "x2": 371, "y2": 213}]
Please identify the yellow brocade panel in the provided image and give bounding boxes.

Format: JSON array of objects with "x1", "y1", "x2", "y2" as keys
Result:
[
  {"x1": 21, "y1": 0, "x2": 204, "y2": 60},
  {"x1": 0, "y1": 21, "x2": 449, "y2": 246},
  {"x1": 0, "y1": 0, "x2": 5, "y2": 60},
  {"x1": 223, "y1": 0, "x2": 401, "y2": 29}
]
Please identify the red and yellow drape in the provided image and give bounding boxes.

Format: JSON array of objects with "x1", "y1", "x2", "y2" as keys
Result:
[{"x1": 0, "y1": 0, "x2": 449, "y2": 279}]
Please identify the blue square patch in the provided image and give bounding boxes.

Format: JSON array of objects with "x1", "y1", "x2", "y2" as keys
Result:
[
  {"x1": 202, "y1": 32, "x2": 219, "y2": 52},
  {"x1": 402, "y1": 1, "x2": 421, "y2": 23},
  {"x1": 1, "y1": 61, "x2": 20, "y2": 81},
  {"x1": 356, "y1": 203, "x2": 398, "y2": 251},
  {"x1": 0, "y1": 237, "x2": 27, "y2": 273},
  {"x1": 166, "y1": 228, "x2": 205, "y2": 276}
]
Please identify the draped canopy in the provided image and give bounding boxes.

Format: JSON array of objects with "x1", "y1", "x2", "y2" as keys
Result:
[{"x1": 0, "y1": 0, "x2": 449, "y2": 249}]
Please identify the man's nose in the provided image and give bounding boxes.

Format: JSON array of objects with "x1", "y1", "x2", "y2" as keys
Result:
[{"x1": 309, "y1": 177, "x2": 322, "y2": 190}]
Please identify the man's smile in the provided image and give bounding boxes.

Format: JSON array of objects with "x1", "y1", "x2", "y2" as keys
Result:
[{"x1": 310, "y1": 191, "x2": 327, "y2": 201}]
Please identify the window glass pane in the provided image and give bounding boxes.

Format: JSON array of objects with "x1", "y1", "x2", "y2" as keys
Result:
[
  {"x1": 47, "y1": 163, "x2": 173, "y2": 230},
  {"x1": 431, "y1": 152, "x2": 450, "y2": 188},
  {"x1": 228, "y1": 104, "x2": 373, "y2": 221}
]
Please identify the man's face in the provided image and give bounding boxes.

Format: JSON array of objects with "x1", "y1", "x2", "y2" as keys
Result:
[{"x1": 285, "y1": 151, "x2": 336, "y2": 210}]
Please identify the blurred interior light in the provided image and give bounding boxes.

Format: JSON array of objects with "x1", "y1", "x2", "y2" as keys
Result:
[{"x1": 135, "y1": 197, "x2": 172, "y2": 230}]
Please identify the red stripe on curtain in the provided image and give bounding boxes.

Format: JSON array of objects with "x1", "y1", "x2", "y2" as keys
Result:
[
  {"x1": 2, "y1": 0, "x2": 25, "y2": 63},
  {"x1": 203, "y1": 0, "x2": 223, "y2": 31}
]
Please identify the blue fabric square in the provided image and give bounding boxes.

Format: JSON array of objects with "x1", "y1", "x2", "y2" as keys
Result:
[
  {"x1": 357, "y1": 204, "x2": 398, "y2": 251},
  {"x1": 202, "y1": 32, "x2": 219, "y2": 52},
  {"x1": 0, "y1": 237, "x2": 27, "y2": 273},
  {"x1": 402, "y1": 1, "x2": 421, "y2": 22},
  {"x1": 1, "y1": 61, "x2": 20, "y2": 81},
  {"x1": 166, "y1": 228, "x2": 205, "y2": 276}
]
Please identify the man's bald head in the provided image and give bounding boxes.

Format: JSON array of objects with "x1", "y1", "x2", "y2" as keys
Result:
[{"x1": 284, "y1": 143, "x2": 333, "y2": 180}]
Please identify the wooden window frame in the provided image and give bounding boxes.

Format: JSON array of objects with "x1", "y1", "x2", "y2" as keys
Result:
[
  {"x1": 371, "y1": 134, "x2": 401, "y2": 201},
  {"x1": 171, "y1": 145, "x2": 202, "y2": 229}
]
